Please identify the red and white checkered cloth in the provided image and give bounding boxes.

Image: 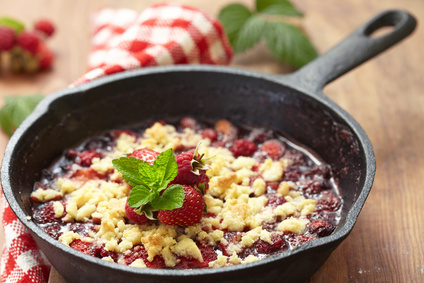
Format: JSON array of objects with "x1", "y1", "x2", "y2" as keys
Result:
[
  {"x1": 1, "y1": 3, "x2": 232, "y2": 282},
  {"x1": 73, "y1": 3, "x2": 232, "y2": 85}
]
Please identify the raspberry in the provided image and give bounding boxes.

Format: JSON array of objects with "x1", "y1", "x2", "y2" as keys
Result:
[
  {"x1": 317, "y1": 191, "x2": 342, "y2": 212},
  {"x1": 255, "y1": 235, "x2": 288, "y2": 254},
  {"x1": 266, "y1": 193, "x2": 286, "y2": 207},
  {"x1": 32, "y1": 202, "x2": 57, "y2": 224},
  {"x1": 35, "y1": 40, "x2": 54, "y2": 70},
  {"x1": 79, "y1": 149, "x2": 101, "y2": 167},
  {"x1": 287, "y1": 234, "x2": 317, "y2": 248},
  {"x1": 248, "y1": 128, "x2": 273, "y2": 143},
  {"x1": 260, "y1": 139, "x2": 285, "y2": 159},
  {"x1": 180, "y1": 116, "x2": 199, "y2": 130},
  {"x1": 121, "y1": 245, "x2": 165, "y2": 268},
  {"x1": 230, "y1": 139, "x2": 257, "y2": 157},
  {"x1": 175, "y1": 244, "x2": 217, "y2": 269},
  {"x1": 0, "y1": 26, "x2": 16, "y2": 51},
  {"x1": 201, "y1": 128, "x2": 218, "y2": 141},
  {"x1": 34, "y1": 19, "x2": 55, "y2": 38},
  {"x1": 17, "y1": 31, "x2": 40, "y2": 54},
  {"x1": 308, "y1": 219, "x2": 335, "y2": 237}
]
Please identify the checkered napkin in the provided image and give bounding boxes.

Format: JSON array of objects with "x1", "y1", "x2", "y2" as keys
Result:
[
  {"x1": 1, "y1": 3, "x2": 232, "y2": 282},
  {"x1": 73, "y1": 3, "x2": 233, "y2": 85}
]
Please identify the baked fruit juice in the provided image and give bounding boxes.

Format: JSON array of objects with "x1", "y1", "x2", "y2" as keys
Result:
[{"x1": 30, "y1": 117, "x2": 342, "y2": 269}]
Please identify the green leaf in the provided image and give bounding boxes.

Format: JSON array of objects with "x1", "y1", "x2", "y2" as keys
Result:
[
  {"x1": 128, "y1": 185, "x2": 156, "y2": 207},
  {"x1": 263, "y1": 21, "x2": 318, "y2": 68},
  {"x1": 153, "y1": 148, "x2": 178, "y2": 189},
  {"x1": 112, "y1": 157, "x2": 147, "y2": 187},
  {"x1": 0, "y1": 17, "x2": 25, "y2": 33},
  {"x1": 151, "y1": 184, "x2": 185, "y2": 211},
  {"x1": 138, "y1": 160, "x2": 158, "y2": 187},
  {"x1": 256, "y1": 0, "x2": 303, "y2": 17},
  {"x1": 218, "y1": 3, "x2": 252, "y2": 45},
  {"x1": 0, "y1": 95, "x2": 44, "y2": 136},
  {"x1": 233, "y1": 16, "x2": 266, "y2": 53}
]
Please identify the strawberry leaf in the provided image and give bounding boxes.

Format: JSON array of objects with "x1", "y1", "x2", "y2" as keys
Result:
[
  {"x1": 153, "y1": 148, "x2": 178, "y2": 190},
  {"x1": 233, "y1": 16, "x2": 266, "y2": 53},
  {"x1": 218, "y1": 3, "x2": 252, "y2": 47},
  {"x1": 0, "y1": 95, "x2": 44, "y2": 136},
  {"x1": 128, "y1": 185, "x2": 156, "y2": 207},
  {"x1": 151, "y1": 184, "x2": 184, "y2": 210},
  {"x1": 263, "y1": 21, "x2": 318, "y2": 68},
  {"x1": 218, "y1": 0, "x2": 317, "y2": 68},
  {"x1": 256, "y1": 0, "x2": 303, "y2": 17}
]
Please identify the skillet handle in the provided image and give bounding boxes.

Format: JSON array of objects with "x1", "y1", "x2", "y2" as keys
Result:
[{"x1": 285, "y1": 10, "x2": 416, "y2": 94}]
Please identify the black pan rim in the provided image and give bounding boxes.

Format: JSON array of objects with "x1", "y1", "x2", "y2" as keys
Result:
[{"x1": 1, "y1": 64, "x2": 376, "y2": 277}]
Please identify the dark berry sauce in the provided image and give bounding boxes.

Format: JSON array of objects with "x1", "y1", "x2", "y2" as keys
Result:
[{"x1": 30, "y1": 117, "x2": 343, "y2": 269}]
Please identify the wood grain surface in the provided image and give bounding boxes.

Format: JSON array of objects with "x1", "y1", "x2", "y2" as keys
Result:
[{"x1": 0, "y1": 1, "x2": 423, "y2": 282}]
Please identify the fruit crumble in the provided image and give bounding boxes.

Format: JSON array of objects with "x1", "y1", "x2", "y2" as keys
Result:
[{"x1": 30, "y1": 118, "x2": 342, "y2": 269}]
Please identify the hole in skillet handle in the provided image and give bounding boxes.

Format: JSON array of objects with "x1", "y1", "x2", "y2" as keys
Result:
[
  {"x1": 363, "y1": 10, "x2": 415, "y2": 39},
  {"x1": 280, "y1": 9, "x2": 417, "y2": 95}
]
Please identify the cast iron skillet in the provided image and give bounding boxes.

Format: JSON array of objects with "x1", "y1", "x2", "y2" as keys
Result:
[{"x1": 1, "y1": 10, "x2": 416, "y2": 283}]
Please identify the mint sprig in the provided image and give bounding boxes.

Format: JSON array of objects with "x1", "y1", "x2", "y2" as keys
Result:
[
  {"x1": 112, "y1": 148, "x2": 185, "y2": 216},
  {"x1": 218, "y1": 0, "x2": 318, "y2": 68}
]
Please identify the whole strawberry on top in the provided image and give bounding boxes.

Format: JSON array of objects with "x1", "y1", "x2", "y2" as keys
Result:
[
  {"x1": 158, "y1": 184, "x2": 205, "y2": 226},
  {"x1": 112, "y1": 146, "x2": 209, "y2": 226},
  {"x1": 128, "y1": 148, "x2": 160, "y2": 166},
  {"x1": 171, "y1": 144, "x2": 210, "y2": 192}
]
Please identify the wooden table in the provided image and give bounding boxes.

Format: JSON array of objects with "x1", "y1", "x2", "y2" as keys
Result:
[{"x1": 1, "y1": 1, "x2": 423, "y2": 282}]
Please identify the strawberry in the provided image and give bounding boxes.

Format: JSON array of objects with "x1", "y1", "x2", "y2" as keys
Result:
[
  {"x1": 170, "y1": 146, "x2": 209, "y2": 188},
  {"x1": 125, "y1": 200, "x2": 150, "y2": 225},
  {"x1": 128, "y1": 148, "x2": 160, "y2": 165},
  {"x1": 17, "y1": 31, "x2": 40, "y2": 54},
  {"x1": 124, "y1": 148, "x2": 161, "y2": 223},
  {"x1": 0, "y1": 26, "x2": 16, "y2": 51},
  {"x1": 158, "y1": 185, "x2": 205, "y2": 226},
  {"x1": 34, "y1": 19, "x2": 55, "y2": 38}
]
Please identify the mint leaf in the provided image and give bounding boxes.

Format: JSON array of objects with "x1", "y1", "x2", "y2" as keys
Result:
[
  {"x1": 0, "y1": 95, "x2": 44, "y2": 136},
  {"x1": 218, "y1": 4, "x2": 252, "y2": 46},
  {"x1": 138, "y1": 160, "x2": 158, "y2": 187},
  {"x1": 128, "y1": 185, "x2": 156, "y2": 207},
  {"x1": 234, "y1": 16, "x2": 266, "y2": 53},
  {"x1": 113, "y1": 148, "x2": 186, "y2": 212},
  {"x1": 112, "y1": 157, "x2": 147, "y2": 187},
  {"x1": 0, "y1": 17, "x2": 25, "y2": 33},
  {"x1": 153, "y1": 148, "x2": 178, "y2": 191},
  {"x1": 151, "y1": 184, "x2": 184, "y2": 210},
  {"x1": 264, "y1": 21, "x2": 318, "y2": 68},
  {"x1": 256, "y1": 0, "x2": 303, "y2": 17}
]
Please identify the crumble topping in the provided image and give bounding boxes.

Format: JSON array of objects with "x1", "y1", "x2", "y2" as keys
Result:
[{"x1": 30, "y1": 119, "x2": 342, "y2": 269}]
